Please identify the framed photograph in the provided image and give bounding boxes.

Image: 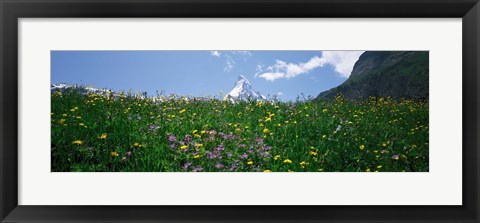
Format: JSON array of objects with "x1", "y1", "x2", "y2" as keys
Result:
[{"x1": 1, "y1": 0, "x2": 479, "y2": 222}]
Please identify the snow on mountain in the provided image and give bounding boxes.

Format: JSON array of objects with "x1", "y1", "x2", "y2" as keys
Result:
[{"x1": 224, "y1": 75, "x2": 267, "y2": 103}]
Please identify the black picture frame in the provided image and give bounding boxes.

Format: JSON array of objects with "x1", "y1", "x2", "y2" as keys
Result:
[{"x1": 1, "y1": 0, "x2": 479, "y2": 222}]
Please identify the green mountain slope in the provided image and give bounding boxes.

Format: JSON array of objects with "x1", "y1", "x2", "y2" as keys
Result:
[{"x1": 317, "y1": 51, "x2": 429, "y2": 100}]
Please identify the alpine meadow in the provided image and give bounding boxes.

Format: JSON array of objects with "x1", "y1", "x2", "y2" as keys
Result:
[{"x1": 51, "y1": 51, "x2": 429, "y2": 172}]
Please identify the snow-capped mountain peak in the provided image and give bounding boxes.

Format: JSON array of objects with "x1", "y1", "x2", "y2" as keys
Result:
[{"x1": 225, "y1": 75, "x2": 267, "y2": 102}]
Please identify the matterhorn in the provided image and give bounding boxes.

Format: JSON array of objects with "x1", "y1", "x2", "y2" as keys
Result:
[{"x1": 224, "y1": 75, "x2": 268, "y2": 103}]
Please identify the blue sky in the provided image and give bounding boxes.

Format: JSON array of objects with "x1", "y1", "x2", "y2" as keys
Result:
[{"x1": 51, "y1": 51, "x2": 364, "y2": 101}]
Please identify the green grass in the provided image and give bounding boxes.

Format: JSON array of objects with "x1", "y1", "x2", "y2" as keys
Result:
[{"x1": 51, "y1": 90, "x2": 429, "y2": 172}]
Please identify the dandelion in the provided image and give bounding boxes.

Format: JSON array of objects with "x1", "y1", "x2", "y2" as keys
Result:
[
  {"x1": 99, "y1": 133, "x2": 107, "y2": 139},
  {"x1": 283, "y1": 159, "x2": 292, "y2": 164},
  {"x1": 72, "y1": 140, "x2": 82, "y2": 145},
  {"x1": 392, "y1": 154, "x2": 400, "y2": 160},
  {"x1": 359, "y1": 145, "x2": 365, "y2": 150},
  {"x1": 110, "y1": 151, "x2": 119, "y2": 157}
]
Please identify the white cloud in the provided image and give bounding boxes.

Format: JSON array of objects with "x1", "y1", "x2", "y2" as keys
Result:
[
  {"x1": 321, "y1": 51, "x2": 364, "y2": 78},
  {"x1": 257, "y1": 51, "x2": 364, "y2": 81},
  {"x1": 257, "y1": 72, "x2": 285, "y2": 81},
  {"x1": 277, "y1": 92, "x2": 284, "y2": 96},
  {"x1": 210, "y1": 51, "x2": 221, "y2": 57},
  {"x1": 232, "y1": 51, "x2": 252, "y2": 56},
  {"x1": 224, "y1": 55, "x2": 235, "y2": 72},
  {"x1": 211, "y1": 51, "x2": 253, "y2": 72}
]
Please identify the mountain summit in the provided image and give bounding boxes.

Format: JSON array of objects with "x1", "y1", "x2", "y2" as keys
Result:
[{"x1": 225, "y1": 75, "x2": 267, "y2": 102}]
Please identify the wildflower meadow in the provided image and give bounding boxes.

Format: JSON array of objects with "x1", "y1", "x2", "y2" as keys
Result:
[{"x1": 51, "y1": 89, "x2": 429, "y2": 172}]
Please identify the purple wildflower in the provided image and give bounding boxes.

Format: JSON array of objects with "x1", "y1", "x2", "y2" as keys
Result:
[
  {"x1": 127, "y1": 151, "x2": 132, "y2": 157},
  {"x1": 205, "y1": 151, "x2": 214, "y2": 159},
  {"x1": 229, "y1": 164, "x2": 238, "y2": 171},
  {"x1": 240, "y1": 154, "x2": 248, "y2": 159},
  {"x1": 192, "y1": 167, "x2": 204, "y2": 172},
  {"x1": 215, "y1": 163, "x2": 224, "y2": 169},
  {"x1": 392, "y1": 154, "x2": 400, "y2": 160},
  {"x1": 168, "y1": 135, "x2": 177, "y2": 142},
  {"x1": 136, "y1": 116, "x2": 142, "y2": 120},
  {"x1": 150, "y1": 124, "x2": 160, "y2": 130},
  {"x1": 183, "y1": 162, "x2": 192, "y2": 170},
  {"x1": 185, "y1": 135, "x2": 192, "y2": 142},
  {"x1": 127, "y1": 116, "x2": 132, "y2": 121}
]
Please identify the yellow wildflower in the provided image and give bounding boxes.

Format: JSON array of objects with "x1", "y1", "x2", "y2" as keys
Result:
[
  {"x1": 263, "y1": 170, "x2": 271, "y2": 172},
  {"x1": 180, "y1": 145, "x2": 188, "y2": 150},
  {"x1": 192, "y1": 130, "x2": 198, "y2": 134},
  {"x1": 274, "y1": 155, "x2": 280, "y2": 160},
  {"x1": 263, "y1": 128, "x2": 269, "y2": 133},
  {"x1": 247, "y1": 161, "x2": 253, "y2": 165},
  {"x1": 179, "y1": 109, "x2": 186, "y2": 114},
  {"x1": 99, "y1": 133, "x2": 107, "y2": 139},
  {"x1": 283, "y1": 159, "x2": 292, "y2": 164},
  {"x1": 359, "y1": 145, "x2": 365, "y2": 150},
  {"x1": 72, "y1": 140, "x2": 82, "y2": 145},
  {"x1": 110, "y1": 151, "x2": 118, "y2": 157},
  {"x1": 193, "y1": 155, "x2": 200, "y2": 159}
]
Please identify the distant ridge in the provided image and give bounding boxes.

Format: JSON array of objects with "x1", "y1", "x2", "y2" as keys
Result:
[{"x1": 317, "y1": 51, "x2": 429, "y2": 100}]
